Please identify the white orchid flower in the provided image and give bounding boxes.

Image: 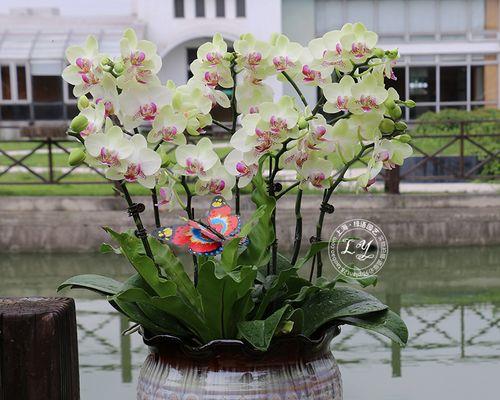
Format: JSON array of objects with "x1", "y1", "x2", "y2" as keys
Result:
[
  {"x1": 118, "y1": 85, "x2": 171, "y2": 131},
  {"x1": 340, "y1": 23, "x2": 378, "y2": 63},
  {"x1": 175, "y1": 137, "x2": 218, "y2": 178},
  {"x1": 79, "y1": 102, "x2": 106, "y2": 138},
  {"x1": 105, "y1": 134, "x2": 161, "y2": 188},
  {"x1": 373, "y1": 138, "x2": 412, "y2": 170},
  {"x1": 117, "y1": 28, "x2": 162, "y2": 88},
  {"x1": 258, "y1": 96, "x2": 299, "y2": 135},
  {"x1": 347, "y1": 112, "x2": 383, "y2": 142},
  {"x1": 298, "y1": 156, "x2": 333, "y2": 189},
  {"x1": 62, "y1": 35, "x2": 106, "y2": 96},
  {"x1": 234, "y1": 34, "x2": 274, "y2": 79},
  {"x1": 90, "y1": 74, "x2": 120, "y2": 117},
  {"x1": 195, "y1": 163, "x2": 236, "y2": 199},
  {"x1": 147, "y1": 105, "x2": 187, "y2": 145},
  {"x1": 330, "y1": 119, "x2": 362, "y2": 161},
  {"x1": 85, "y1": 125, "x2": 133, "y2": 168},
  {"x1": 235, "y1": 73, "x2": 274, "y2": 114},
  {"x1": 224, "y1": 149, "x2": 259, "y2": 188},
  {"x1": 322, "y1": 75, "x2": 355, "y2": 114},
  {"x1": 350, "y1": 74, "x2": 388, "y2": 114},
  {"x1": 270, "y1": 34, "x2": 303, "y2": 74}
]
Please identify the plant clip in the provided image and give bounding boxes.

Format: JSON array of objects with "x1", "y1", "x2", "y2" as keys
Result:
[
  {"x1": 127, "y1": 202, "x2": 146, "y2": 217},
  {"x1": 134, "y1": 227, "x2": 148, "y2": 239},
  {"x1": 273, "y1": 182, "x2": 283, "y2": 193},
  {"x1": 320, "y1": 202, "x2": 335, "y2": 214},
  {"x1": 310, "y1": 235, "x2": 321, "y2": 244}
]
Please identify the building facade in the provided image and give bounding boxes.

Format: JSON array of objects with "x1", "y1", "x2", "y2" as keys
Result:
[
  {"x1": 283, "y1": 0, "x2": 500, "y2": 120},
  {"x1": 0, "y1": 0, "x2": 499, "y2": 133}
]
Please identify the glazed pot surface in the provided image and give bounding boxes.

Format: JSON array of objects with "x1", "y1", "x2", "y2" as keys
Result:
[{"x1": 137, "y1": 329, "x2": 342, "y2": 400}]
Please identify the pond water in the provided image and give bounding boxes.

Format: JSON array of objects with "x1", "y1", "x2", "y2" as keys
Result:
[{"x1": 1, "y1": 246, "x2": 500, "y2": 400}]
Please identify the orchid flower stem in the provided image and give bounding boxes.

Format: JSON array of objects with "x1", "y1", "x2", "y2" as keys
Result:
[
  {"x1": 290, "y1": 189, "x2": 303, "y2": 265},
  {"x1": 312, "y1": 94, "x2": 325, "y2": 116},
  {"x1": 230, "y1": 59, "x2": 239, "y2": 134},
  {"x1": 180, "y1": 176, "x2": 199, "y2": 285},
  {"x1": 150, "y1": 188, "x2": 161, "y2": 228},
  {"x1": 311, "y1": 143, "x2": 375, "y2": 280},
  {"x1": 281, "y1": 71, "x2": 308, "y2": 108},
  {"x1": 212, "y1": 120, "x2": 232, "y2": 133},
  {"x1": 235, "y1": 177, "x2": 240, "y2": 215},
  {"x1": 120, "y1": 181, "x2": 157, "y2": 266},
  {"x1": 275, "y1": 181, "x2": 300, "y2": 199}
]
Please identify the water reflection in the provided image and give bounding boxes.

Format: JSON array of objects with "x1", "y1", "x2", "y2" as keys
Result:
[{"x1": 1, "y1": 246, "x2": 499, "y2": 400}]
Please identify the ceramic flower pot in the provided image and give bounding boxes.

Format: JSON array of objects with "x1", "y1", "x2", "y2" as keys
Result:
[{"x1": 137, "y1": 326, "x2": 342, "y2": 400}]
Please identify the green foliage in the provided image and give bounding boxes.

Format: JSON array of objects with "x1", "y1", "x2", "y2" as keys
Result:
[
  {"x1": 58, "y1": 165, "x2": 408, "y2": 351},
  {"x1": 414, "y1": 108, "x2": 500, "y2": 176}
]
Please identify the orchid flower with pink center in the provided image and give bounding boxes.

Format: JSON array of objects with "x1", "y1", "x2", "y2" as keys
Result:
[
  {"x1": 148, "y1": 105, "x2": 187, "y2": 145},
  {"x1": 298, "y1": 157, "x2": 333, "y2": 189},
  {"x1": 224, "y1": 149, "x2": 259, "y2": 188},
  {"x1": 175, "y1": 137, "x2": 218, "y2": 178},
  {"x1": 323, "y1": 75, "x2": 355, "y2": 114},
  {"x1": 85, "y1": 126, "x2": 133, "y2": 169},
  {"x1": 89, "y1": 74, "x2": 119, "y2": 117},
  {"x1": 258, "y1": 96, "x2": 299, "y2": 135},
  {"x1": 234, "y1": 34, "x2": 273, "y2": 79},
  {"x1": 79, "y1": 102, "x2": 105, "y2": 138},
  {"x1": 62, "y1": 36, "x2": 106, "y2": 96},
  {"x1": 195, "y1": 164, "x2": 236, "y2": 199},
  {"x1": 340, "y1": 23, "x2": 378, "y2": 63},
  {"x1": 269, "y1": 34, "x2": 303, "y2": 74},
  {"x1": 235, "y1": 72, "x2": 274, "y2": 114},
  {"x1": 117, "y1": 28, "x2": 162, "y2": 88},
  {"x1": 105, "y1": 134, "x2": 161, "y2": 188},
  {"x1": 118, "y1": 85, "x2": 171, "y2": 130},
  {"x1": 350, "y1": 74, "x2": 388, "y2": 115}
]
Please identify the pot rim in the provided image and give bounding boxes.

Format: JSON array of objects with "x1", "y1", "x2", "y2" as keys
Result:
[{"x1": 140, "y1": 323, "x2": 341, "y2": 359}]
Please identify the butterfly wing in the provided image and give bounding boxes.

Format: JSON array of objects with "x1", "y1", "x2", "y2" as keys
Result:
[
  {"x1": 206, "y1": 196, "x2": 240, "y2": 238},
  {"x1": 152, "y1": 223, "x2": 222, "y2": 256}
]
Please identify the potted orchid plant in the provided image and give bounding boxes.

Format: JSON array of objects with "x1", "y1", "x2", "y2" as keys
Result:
[{"x1": 59, "y1": 23, "x2": 413, "y2": 399}]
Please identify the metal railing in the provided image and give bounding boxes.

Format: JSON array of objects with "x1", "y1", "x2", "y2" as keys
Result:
[{"x1": 1, "y1": 120, "x2": 499, "y2": 190}]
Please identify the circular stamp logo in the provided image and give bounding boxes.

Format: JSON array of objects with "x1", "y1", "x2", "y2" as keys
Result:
[{"x1": 328, "y1": 219, "x2": 388, "y2": 278}]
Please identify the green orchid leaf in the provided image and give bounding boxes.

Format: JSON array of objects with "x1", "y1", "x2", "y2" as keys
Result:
[
  {"x1": 338, "y1": 309, "x2": 409, "y2": 346},
  {"x1": 302, "y1": 286, "x2": 389, "y2": 336},
  {"x1": 237, "y1": 305, "x2": 292, "y2": 351},
  {"x1": 255, "y1": 266, "x2": 299, "y2": 319},
  {"x1": 110, "y1": 298, "x2": 166, "y2": 335},
  {"x1": 113, "y1": 287, "x2": 211, "y2": 342},
  {"x1": 100, "y1": 242, "x2": 122, "y2": 254},
  {"x1": 148, "y1": 236, "x2": 202, "y2": 310},
  {"x1": 237, "y1": 163, "x2": 276, "y2": 268},
  {"x1": 295, "y1": 241, "x2": 329, "y2": 269},
  {"x1": 333, "y1": 274, "x2": 378, "y2": 288},
  {"x1": 103, "y1": 227, "x2": 173, "y2": 297},
  {"x1": 197, "y1": 260, "x2": 257, "y2": 339},
  {"x1": 58, "y1": 274, "x2": 122, "y2": 296}
]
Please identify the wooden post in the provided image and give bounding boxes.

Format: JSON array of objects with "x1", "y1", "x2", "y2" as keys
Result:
[
  {"x1": 384, "y1": 165, "x2": 400, "y2": 194},
  {"x1": 0, "y1": 297, "x2": 80, "y2": 400}
]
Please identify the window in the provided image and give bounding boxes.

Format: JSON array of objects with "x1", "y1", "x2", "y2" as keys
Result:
[
  {"x1": 195, "y1": 0, "x2": 205, "y2": 17},
  {"x1": 440, "y1": 66, "x2": 466, "y2": 101},
  {"x1": 32, "y1": 75, "x2": 63, "y2": 120},
  {"x1": 471, "y1": 66, "x2": 484, "y2": 101},
  {"x1": 216, "y1": 0, "x2": 225, "y2": 17},
  {"x1": 16, "y1": 66, "x2": 27, "y2": 100},
  {"x1": 174, "y1": 0, "x2": 184, "y2": 18},
  {"x1": 409, "y1": 67, "x2": 436, "y2": 102},
  {"x1": 236, "y1": 0, "x2": 245, "y2": 17},
  {"x1": 1, "y1": 65, "x2": 11, "y2": 100}
]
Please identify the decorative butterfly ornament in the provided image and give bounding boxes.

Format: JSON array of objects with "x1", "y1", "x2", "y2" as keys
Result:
[{"x1": 151, "y1": 196, "x2": 243, "y2": 256}]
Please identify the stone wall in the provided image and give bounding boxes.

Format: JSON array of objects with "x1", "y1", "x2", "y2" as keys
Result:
[{"x1": 0, "y1": 194, "x2": 499, "y2": 252}]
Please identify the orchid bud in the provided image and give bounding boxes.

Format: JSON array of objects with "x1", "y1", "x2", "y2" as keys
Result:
[
  {"x1": 397, "y1": 133, "x2": 412, "y2": 143},
  {"x1": 298, "y1": 116, "x2": 308, "y2": 130},
  {"x1": 389, "y1": 106, "x2": 402, "y2": 120},
  {"x1": 395, "y1": 121, "x2": 408, "y2": 131},
  {"x1": 379, "y1": 118, "x2": 395, "y2": 134},
  {"x1": 68, "y1": 148, "x2": 86, "y2": 166},
  {"x1": 384, "y1": 98, "x2": 396, "y2": 110},
  {"x1": 70, "y1": 114, "x2": 89, "y2": 133},
  {"x1": 101, "y1": 57, "x2": 112, "y2": 66},
  {"x1": 77, "y1": 95, "x2": 90, "y2": 111},
  {"x1": 386, "y1": 49, "x2": 399, "y2": 59},
  {"x1": 280, "y1": 321, "x2": 294, "y2": 334},
  {"x1": 112, "y1": 62, "x2": 125, "y2": 76},
  {"x1": 373, "y1": 48, "x2": 385, "y2": 58},
  {"x1": 404, "y1": 99, "x2": 416, "y2": 108},
  {"x1": 223, "y1": 52, "x2": 235, "y2": 62}
]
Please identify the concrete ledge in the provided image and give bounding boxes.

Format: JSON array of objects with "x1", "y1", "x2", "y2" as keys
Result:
[{"x1": 0, "y1": 194, "x2": 499, "y2": 252}]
